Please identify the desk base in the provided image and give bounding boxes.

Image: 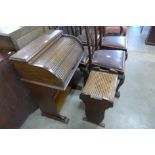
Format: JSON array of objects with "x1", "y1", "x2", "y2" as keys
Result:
[{"x1": 42, "y1": 112, "x2": 69, "y2": 124}]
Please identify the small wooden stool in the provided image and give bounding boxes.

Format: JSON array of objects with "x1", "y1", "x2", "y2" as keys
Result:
[{"x1": 80, "y1": 70, "x2": 118, "y2": 126}]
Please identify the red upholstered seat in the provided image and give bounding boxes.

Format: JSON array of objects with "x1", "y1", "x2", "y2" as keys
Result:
[
  {"x1": 104, "y1": 26, "x2": 121, "y2": 34},
  {"x1": 92, "y1": 49, "x2": 125, "y2": 73},
  {"x1": 101, "y1": 36, "x2": 127, "y2": 51},
  {"x1": 104, "y1": 26, "x2": 128, "y2": 36}
]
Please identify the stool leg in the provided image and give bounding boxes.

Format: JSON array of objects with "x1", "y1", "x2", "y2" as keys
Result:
[
  {"x1": 80, "y1": 94, "x2": 113, "y2": 125},
  {"x1": 115, "y1": 73, "x2": 125, "y2": 98}
]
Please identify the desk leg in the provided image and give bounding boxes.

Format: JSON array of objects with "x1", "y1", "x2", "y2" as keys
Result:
[
  {"x1": 42, "y1": 112, "x2": 69, "y2": 124},
  {"x1": 24, "y1": 82, "x2": 70, "y2": 124}
]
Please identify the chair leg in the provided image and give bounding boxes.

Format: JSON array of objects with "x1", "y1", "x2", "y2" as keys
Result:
[
  {"x1": 83, "y1": 68, "x2": 89, "y2": 84},
  {"x1": 79, "y1": 66, "x2": 89, "y2": 85},
  {"x1": 125, "y1": 50, "x2": 128, "y2": 60},
  {"x1": 115, "y1": 73, "x2": 125, "y2": 98},
  {"x1": 140, "y1": 26, "x2": 144, "y2": 33}
]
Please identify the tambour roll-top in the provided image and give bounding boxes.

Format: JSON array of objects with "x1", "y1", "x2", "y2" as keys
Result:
[{"x1": 10, "y1": 30, "x2": 84, "y2": 90}]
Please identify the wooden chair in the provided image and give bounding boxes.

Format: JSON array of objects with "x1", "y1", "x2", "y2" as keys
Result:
[
  {"x1": 99, "y1": 26, "x2": 128, "y2": 60},
  {"x1": 67, "y1": 26, "x2": 100, "y2": 47},
  {"x1": 49, "y1": 27, "x2": 89, "y2": 89},
  {"x1": 56, "y1": 27, "x2": 89, "y2": 67},
  {"x1": 69, "y1": 27, "x2": 99, "y2": 66},
  {"x1": 70, "y1": 26, "x2": 82, "y2": 37},
  {"x1": 79, "y1": 27, "x2": 102, "y2": 85},
  {"x1": 84, "y1": 26, "x2": 126, "y2": 98},
  {"x1": 61, "y1": 27, "x2": 93, "y2": 83}
]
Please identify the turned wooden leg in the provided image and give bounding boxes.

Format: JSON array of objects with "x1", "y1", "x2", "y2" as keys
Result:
[
  {"x1": 79, "y1": 66, "x2": 89, "y2": 85},
  {"x1": 115, "y1": 73, "x2": 125, "y2": 98},
  {"x1": 140, "y1": 26, "x2": 144, "y2": 33},
  {"x1": 125, "y1": 50, "x2": 128, "y2": 60},
  {"x1": 83, "y1": 69, "x2": 89, "y2": 84}
]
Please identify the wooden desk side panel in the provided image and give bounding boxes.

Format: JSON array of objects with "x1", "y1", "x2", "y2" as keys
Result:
[
  {"x1": 12, "y1": 61, "x2": 63, "y2": 87},
  {"x1": 24, "y1": 82, "x2": 57, "y2": 114},
  {"x1": 24, "y1": 82, "x2": 71, "y2": 114}
]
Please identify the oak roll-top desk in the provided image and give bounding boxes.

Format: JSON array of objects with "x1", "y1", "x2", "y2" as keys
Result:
[{"x1": 10, "y1": 30, "x2": 84, "y2": 123}]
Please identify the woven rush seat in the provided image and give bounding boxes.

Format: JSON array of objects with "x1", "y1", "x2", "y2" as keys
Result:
[
  {"x1": 80, "y1": 70, "x2": 118, "y2": 125},
  {"x1": 81, "y1": 70, "x2": 118, "y2": 101}
]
